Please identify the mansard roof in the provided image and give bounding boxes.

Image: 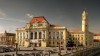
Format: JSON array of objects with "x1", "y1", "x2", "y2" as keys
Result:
[
  {"x1": 69, "y1": 30, "x2": 82, "y2": 32},
  {"x1": 94, "y1": 39, "x2": 100, "y2": 42},
  {"x1": 69, "y1": 30, "x2": 84, "y2": 34},
  {"x1": 94, "y1": 34, "x2": 100, "y2": 36},
  {"x1": 30, "y1": 16, "x2": 49, "y2": 24}
]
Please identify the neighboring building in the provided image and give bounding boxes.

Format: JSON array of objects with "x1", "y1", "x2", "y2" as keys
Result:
[
  {"x1": 68, "y1": 9, "x2": 94, "y2": 47},
  {"x1": 16, "y1": 16, "x2": 68, "y2": 47},
  {"x1": 93, "y1": 34, "x2": 100, "y2": 46},
  {"x1": 0, "y1": 31, "x2": 15, "y2": 45}
]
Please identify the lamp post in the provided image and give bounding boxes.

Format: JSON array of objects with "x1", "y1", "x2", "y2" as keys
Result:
[
  {"x1": 15, "y1": 42, "x2": 18, "y2": 56},
  {"x1": 58, "y1": 42, "x2": 61, "y2": 56}
]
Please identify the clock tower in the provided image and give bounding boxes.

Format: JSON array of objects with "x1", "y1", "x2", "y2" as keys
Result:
[{"x1": 82, "y1": 8, "x2": 88, "y2": 32}]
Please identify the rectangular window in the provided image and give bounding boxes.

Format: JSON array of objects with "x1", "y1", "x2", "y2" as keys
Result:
[
  {"x1": 49, "y1": 32, "x2": 51, "y2": 35},
  {"x1": 53, "y1": 42, "x2": 55, "y2": 44},
  {"x1": 61, "y1": 42, "x2": 63, "y2": 44},
  {"x1": 49, "y1": 42, "x2": 51, "y2": 44}
]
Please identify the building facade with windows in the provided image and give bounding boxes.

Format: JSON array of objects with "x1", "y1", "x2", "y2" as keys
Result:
[
  {"x1": 16, "y1": 16, "x2": 68, "y2": 47},
  {"x1": 16, "y1": 9, "x2": 94, "y2": 48},
  {"x1": 0, "y1": 31, "x2": 15, "y2": 45},
  {"x1": 93, "y1": 34, "x2": 100, "y2": 46},
  {"x1": 68, "y1": 9, "x2": 94, "y2": 47}
]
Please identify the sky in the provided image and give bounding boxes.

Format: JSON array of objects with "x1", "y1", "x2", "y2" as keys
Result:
[{"x1": 0, "y1": 0, "x2": 100, "y2": 33}]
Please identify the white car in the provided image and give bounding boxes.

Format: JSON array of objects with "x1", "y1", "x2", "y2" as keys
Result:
[{"x1": 43, "y1": 50, "x2": 49, "y2": 55}]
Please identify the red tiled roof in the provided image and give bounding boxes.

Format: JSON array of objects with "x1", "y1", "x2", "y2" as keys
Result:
[
  {"x1": 50, "y1": 24, "x2": 60, "y2": 27},
  {"x1": 94, "y1": 34, "x2": 100, "y2": 36},
  {"x1": 94, "y1": 39, "x2": 100, "y2": 42},
  {"x1": 30, "y1": 16, "x2": 47, "y2": 23},
  {"x1": 29, "y1": 16, "x2": 61, "y2": 27},
  {"x1": 69, "y1": 30, "x2": 82, "y2": 32}
]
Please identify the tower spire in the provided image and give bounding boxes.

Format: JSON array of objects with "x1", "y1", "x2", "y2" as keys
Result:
[{"x1": 82, "y1": 8, "x2": 88, "y2": 32}]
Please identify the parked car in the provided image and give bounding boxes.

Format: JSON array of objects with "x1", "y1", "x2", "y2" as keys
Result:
[
  {"x1": 67, "y1": 47, "x2": 71, "y2": 50},
  {"x1": 8, "y1": 46, "x2": 16, "y2": 52},
  {"x1": 4, "y1": 54, "x2": 11, "y2": 56},
  {"x1": 3, "y1": 47, "x2": 10, "y2": 52},
  {"x1": 0, "y1": 48, "x2": 4, "y2": 53},
  {"x1": 33, "y1": 48, "x2": 37, "y2": 51},
  {"x1": 43, "y1": 50, "x2": 49, "y2": 55},
  {"x1": 60, "y1": 48, "x2": 64, "y2": 50},
  {"x1": 24, "y1": 53, "x2": 30, "y2": 56},
  {"x1": 17, "y1": 54, "x2": 23, "y2": 56},
  {"x1": 0, "y1": 55, "x2": 3, "y2": 56}
]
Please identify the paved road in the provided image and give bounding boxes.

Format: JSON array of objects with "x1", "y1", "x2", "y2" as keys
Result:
[
  {"x1": 0, "y1": 50, "x2": 58, "y2": 56},
  {"x1": 93, "y1": 52, "x2": 100, "y2": 56}
]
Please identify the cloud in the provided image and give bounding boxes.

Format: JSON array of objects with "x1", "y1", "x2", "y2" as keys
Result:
[
  {"x1": 26, "y1": 13, "x2": 34, "y2": 18},
  {"x1": 0, "y1": 25, "x2": 5, "y2": 33},
  {"x1": 0, "y1": 10, "x2": 6, "y2": 17},
  {"x1": 0, "y1": 17, "x2": 26, "y2": 23},
  {"x1": 18, "y1": 20, "x2": 26, "y2": 23}
]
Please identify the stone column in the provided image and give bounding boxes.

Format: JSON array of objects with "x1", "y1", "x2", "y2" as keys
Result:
[
  {"x1": 16, "y1": 32, "x2": 18, "y2": 43},
  {"x1": 42, "y1": 30, "x2": 45, "y2": 39},
  {"x1": 25, "y1": 31, "x2": 27, "y2": 39},
  {"x1": 19, "y1": 32, "x2": 21, "y2": 45},
  {"x1": 45, "y1": 31, "x2": 46, "y2": 39},
  {"x1": 37, "y1": 32, "x2": 39, "y2": 47},
  {"x1": 28, "y1": 31, "x2": 30, "y2": 39},
  {"x1": 21, "y1": 32, "x2": 24, "y2": 45}
]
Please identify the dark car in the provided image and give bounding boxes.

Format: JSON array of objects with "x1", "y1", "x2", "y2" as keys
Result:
[
  {"x1": 33, "y1": 48, "x2": 37, "y2": 51},
  {"x1": 17, "y1": 54, "x2": 23, "y2": 56},
  {"x1": 67, "y1": 47, "x2": 71, "y2": 50},
  {"x1": 0, "y1": 48, "x2": 4, "y2": 53},
  {"x1": 60, "y1": 48, "x2": 64, "y2": 50},
  {"x1": 24, "y1": 53, "x2": 30, "y2": 56},
  {"x1": 3, "y1": 47, "x2": 10, "y2": 52},
  {"x1": 0, "y1": 47, "x2": 4, "y2": 53},
  {"x1": 8, "y1": 47, "x2": 16, "y2": 52},
  {"x1": 4, "y1": 54, "x2": 11, "y2": 56}
]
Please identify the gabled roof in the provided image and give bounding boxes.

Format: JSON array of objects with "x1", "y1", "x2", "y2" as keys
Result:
[{"x1": 30, "y1": 16, "x2": 49, "y2": 24}]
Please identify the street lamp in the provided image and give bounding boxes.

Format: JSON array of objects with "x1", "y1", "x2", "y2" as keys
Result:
[
  {"x1": 15, "y1": 40, "x2": 18, "y2": 56},
  {"x1": 58, "y1": 42, "x2": 61, "y2": 56},
  {"x1": 15, "y1": 43, "x2": 18, "y2": 56}
]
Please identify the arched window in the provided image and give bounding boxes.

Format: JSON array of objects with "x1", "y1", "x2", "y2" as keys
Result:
[
  {"x1": 39, "y1": 32, "x2": 41, "y2": 39},
  {"x1": 35, "y1": 32, "x2": 37, "y2": 39}
]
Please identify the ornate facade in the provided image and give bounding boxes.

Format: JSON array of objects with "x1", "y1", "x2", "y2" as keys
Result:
[
  {"x1": 16, "y1": 9, "x2": 94, "y2": 48},
  {"x1": 16, "y1": 16, "x2": 68, "y2": 47}
]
